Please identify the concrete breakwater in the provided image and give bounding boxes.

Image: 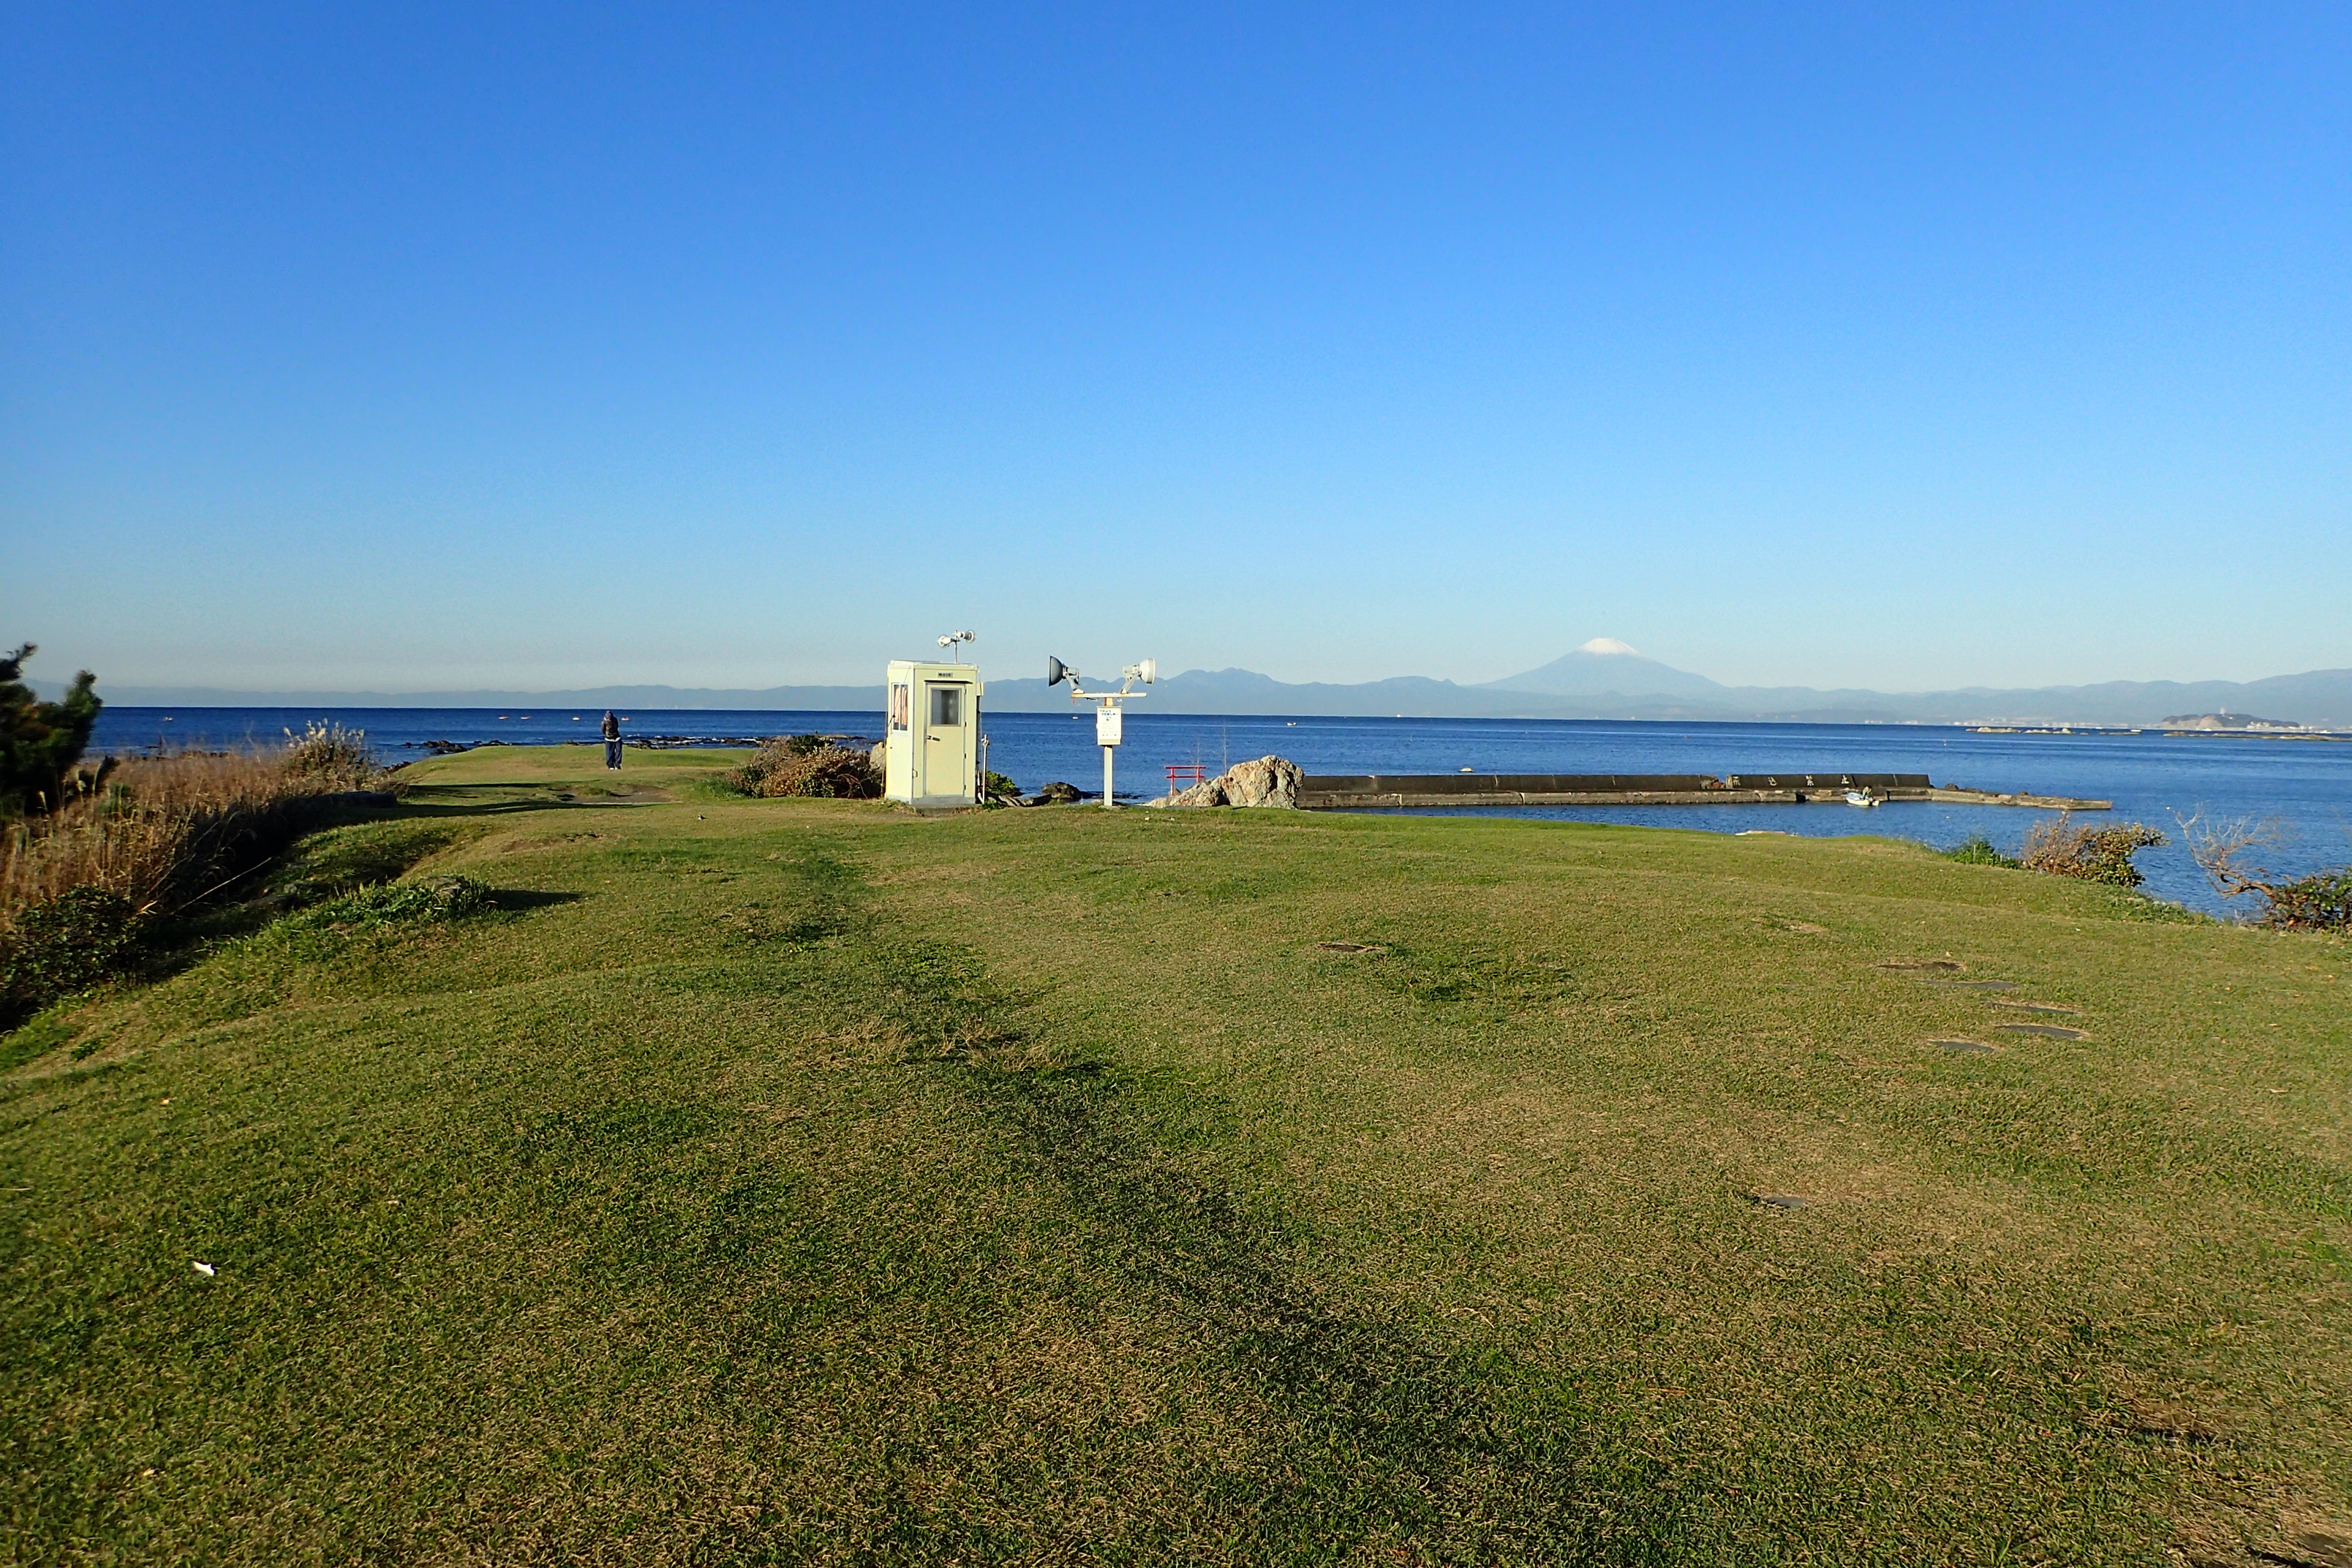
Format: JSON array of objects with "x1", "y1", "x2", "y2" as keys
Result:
[{"x1": 1296, "y1": 772, "x2": 2110, "y2": 810}]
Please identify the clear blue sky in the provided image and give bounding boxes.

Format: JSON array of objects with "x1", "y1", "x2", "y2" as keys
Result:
[{"x1": 4, "y1": 3, "x2": 2347, "y2": 695}]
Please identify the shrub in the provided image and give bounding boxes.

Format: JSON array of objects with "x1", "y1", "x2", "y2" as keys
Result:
[
  {"x1": 1, "y1": 644, "x2": 102, "y2": 815},
  {"x1": 1942, "y1": 835, "x2": 2018, "y2": 868},
  {"x1": 0, "y1": 886, "x2": 143, "y2": 1028},
  {"x1": 2018, "y1": 814, "x2": 2166, "y2": 888},
  {"x1": 2266, "y1": 871, "x2": 2352, "y2": 931},
  {"x1": 983, "y1": 770, "x2": 1020, "y2": 805},
  {"x1": 2182, "y1": 815, "x2": 2352, "y2": 930},
  {"x1": 728, "y1": 742, "x2": 883, "y2": 800}
]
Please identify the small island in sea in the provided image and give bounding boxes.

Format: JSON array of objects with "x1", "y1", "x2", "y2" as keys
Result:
[{"x1": 2161, "y1": 711, "x2": 2306, "y2": 731}]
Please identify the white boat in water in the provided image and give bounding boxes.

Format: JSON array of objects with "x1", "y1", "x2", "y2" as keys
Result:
[{"x1": 1844, "y1": 791, "x2": 1880, "y2": 807}]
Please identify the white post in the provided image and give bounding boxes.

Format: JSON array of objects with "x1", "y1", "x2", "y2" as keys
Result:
[{"x1": 1101, "y1": 735, "x2": 1115, "y2": 808}]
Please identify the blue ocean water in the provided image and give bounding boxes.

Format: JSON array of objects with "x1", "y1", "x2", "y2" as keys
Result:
[{"x1": 89, "y1": 706, "x2": 2352, "y2": 915}]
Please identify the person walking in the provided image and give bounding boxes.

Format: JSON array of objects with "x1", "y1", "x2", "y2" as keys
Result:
[{"x1": 600, "y1": 709, "x2": 622, "y2": 769}]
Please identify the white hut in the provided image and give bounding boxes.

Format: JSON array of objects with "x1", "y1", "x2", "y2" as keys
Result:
[{"x1": 883, "y1": 658, "x2": 983, "y2": 807}]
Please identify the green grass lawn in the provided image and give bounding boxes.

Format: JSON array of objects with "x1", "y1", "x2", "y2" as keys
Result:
[{"x1": 5, "y1": 746, "x2": 2348, "y2": 1565}]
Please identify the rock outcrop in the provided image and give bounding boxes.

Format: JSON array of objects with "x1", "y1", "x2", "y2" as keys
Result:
[{"x1": 1153, "y1": 755, "x2": 1303, "y2": 809}]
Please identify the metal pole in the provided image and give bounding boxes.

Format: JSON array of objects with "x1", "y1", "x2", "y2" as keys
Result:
[{"x1": 1101, "y1": 738, "x2": 1115, "y2": 808}]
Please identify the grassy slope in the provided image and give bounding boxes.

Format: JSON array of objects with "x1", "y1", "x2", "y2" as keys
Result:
[{"x1": 3, "y1": 747, "x2": 2347, "y2": 1566}]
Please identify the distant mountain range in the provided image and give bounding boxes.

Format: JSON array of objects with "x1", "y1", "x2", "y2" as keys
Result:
[{"x1": 53, "y1": 638, "x2": 2352, "y2": 728}]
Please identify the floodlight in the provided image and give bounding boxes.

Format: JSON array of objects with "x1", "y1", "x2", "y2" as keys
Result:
[{"x1": 1051, "y1": 655, "x2": 1158, "y2": 807}]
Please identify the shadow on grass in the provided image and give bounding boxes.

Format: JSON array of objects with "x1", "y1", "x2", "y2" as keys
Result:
[
  {"x1": 390, "y1": 796, "x2": 667, "y2": 817},
  {"x1": 391, "y1": 777, "x2": 682, "y2": 813},
  {"x1": 766, "y1": 837, "x2": 1706, "y2": 1561},
  {"x1": 971, "y1": 1061, "x2": 1695, "y2": 1558},
  {"x1": 488, "y1": 889, "x2": 583, "y2": 912}
]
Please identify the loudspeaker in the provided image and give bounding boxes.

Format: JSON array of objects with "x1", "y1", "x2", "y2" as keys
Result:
[{"x1": 1045, "y1": 655, "x2": 1068, "y2": 686}]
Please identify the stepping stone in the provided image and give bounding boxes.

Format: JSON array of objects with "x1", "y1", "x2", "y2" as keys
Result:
[
  {"x1": 1876, "y1": 960, "x2": 1964, "y2": 973},
  {"x1": 1997, "y1": 1022, "x2": 2088, "y2": 1041},
  {"x1": 1918, "y1": 979, "x2": 2020, "y2": 992},
  {"x1": 1992, "y1": 1002, "x2": 2078, "y2": 1017},
  {"x1": 1316, "y1": 941, "x2": 1384, "y2": 954},
  {"x1": 1929, "y1": 1038, "x2": 1998, "y2": 1054},
  {"x1": 1748, "y1": 1193, "x2": 1812, "y2": 1210},
  {"x1": 2284, "y1": 1526, "x2": 2352, "y2": 1568}
]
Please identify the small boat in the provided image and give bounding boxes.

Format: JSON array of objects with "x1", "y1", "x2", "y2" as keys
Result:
[{"x1": 1845, "y1": 791, "x2": 1880, "y2": 807}]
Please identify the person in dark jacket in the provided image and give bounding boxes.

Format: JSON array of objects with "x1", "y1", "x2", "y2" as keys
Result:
[{"x1": 600, "y1": 710, "x2": 622, "y2": 769}]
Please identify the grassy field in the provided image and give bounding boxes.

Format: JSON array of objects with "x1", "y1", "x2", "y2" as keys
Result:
[{"x1": 4, "y1": 744, "x2": 2348, "y2": 1565}]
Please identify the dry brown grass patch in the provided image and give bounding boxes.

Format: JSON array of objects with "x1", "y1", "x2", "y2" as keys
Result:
[{"x1": 3, "y1": 739, "x2": 377, "y2": 928}]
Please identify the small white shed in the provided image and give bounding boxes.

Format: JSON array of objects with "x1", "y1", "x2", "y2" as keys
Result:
[{"x1": 883, "y1": 659, "x2": 984, "y2": 807}]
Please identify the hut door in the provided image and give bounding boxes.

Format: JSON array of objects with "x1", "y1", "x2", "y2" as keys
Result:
[{"x1": 924, "y1": 683, "x2": 970, "y2": 800}]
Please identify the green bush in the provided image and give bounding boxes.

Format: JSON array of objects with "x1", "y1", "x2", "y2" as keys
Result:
[
  {"x1": 0, "y1": 885, "x2": 143, "y2": 1028},
  {"x1": 1942, "y1": 835, "x2": 2018, "y2": 868},
  {"x1": 2264, "y1": 870, "x2": 2352, "y2": 932}
]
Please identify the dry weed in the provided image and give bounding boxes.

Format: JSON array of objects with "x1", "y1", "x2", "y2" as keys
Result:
[{"x1": 2, "y1": 735, "x2": 379, "y2": 931}]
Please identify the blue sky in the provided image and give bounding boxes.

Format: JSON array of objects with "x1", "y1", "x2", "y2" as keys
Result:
[{"x1": 4, "y1": 3, "x2": 2347, "y2": 694}]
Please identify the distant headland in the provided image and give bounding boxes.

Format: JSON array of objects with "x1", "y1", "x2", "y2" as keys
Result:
[
  {"x1": 2160, "y1": 712, "x2": 2309, "y2": 731},
  {"x1": 45, "y1": 640, "x2": 2352, "y2": 730}
]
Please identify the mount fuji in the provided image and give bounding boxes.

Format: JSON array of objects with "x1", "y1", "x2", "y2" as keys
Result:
[{"x1": 1480, "y1": 638, "x2": 1727, "y2": 700}]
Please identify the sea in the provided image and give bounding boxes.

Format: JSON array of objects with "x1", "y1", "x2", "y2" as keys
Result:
[{"x1": 89, "y1": 706, "x2": 2352, "y2": 918}]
